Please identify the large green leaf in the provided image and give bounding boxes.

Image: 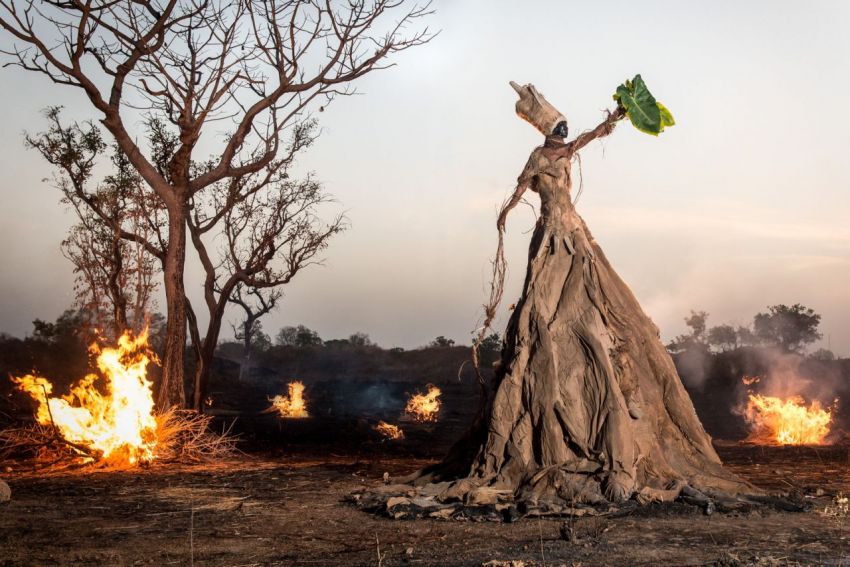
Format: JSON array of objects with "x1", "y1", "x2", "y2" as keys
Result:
[{"x1": 613, "y1": 74, "x2": 674, "y2": 136}]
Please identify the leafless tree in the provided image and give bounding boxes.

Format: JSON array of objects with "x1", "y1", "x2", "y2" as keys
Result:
[
  {"x1": 62, "y1": 212, "x2": 160, "y2": 339},
  {"x1": 185, "y1": 119, "x2": 344, "y2": 410},
  {"x1": 1, "y1": 0, "x2": 433, "y2": 409},
  {"x1": 27, "y1": 110, "x2": 163, "y2": 339},
  {"x1": 230, "y1": 284, "x2": 280, "y2": 382}
]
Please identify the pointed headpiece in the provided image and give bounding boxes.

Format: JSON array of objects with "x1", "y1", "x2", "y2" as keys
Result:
[{"x1": 510, "y1": 81, "x2": 566, "y2": 135}]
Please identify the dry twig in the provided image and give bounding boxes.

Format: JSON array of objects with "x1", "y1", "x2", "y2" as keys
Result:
[
  {"x1": 154, "y1": 408, "x2": 239, "y2": 463},
  {"x1": 0, "y1": 409, "x2": 237, "y2": 469}
]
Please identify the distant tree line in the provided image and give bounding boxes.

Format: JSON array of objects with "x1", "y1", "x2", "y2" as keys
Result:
[
  {"x1": 222, "y1": 323, "x2": 502, "y2": 356},
  {"x1": 0, "y1": 306, "x2": 495, "y2": 364},
  {"x1": 667, "y1": 303, "x2": 832, "y2": 359}
]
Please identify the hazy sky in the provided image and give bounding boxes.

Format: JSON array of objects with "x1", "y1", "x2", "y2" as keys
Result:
[{"x1": 1, "y1": 1, "x2": 849, "y2": 354}]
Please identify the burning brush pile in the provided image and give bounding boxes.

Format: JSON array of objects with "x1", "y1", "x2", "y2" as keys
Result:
[
  {"x1": 373, "y1": 421, "x2": 404, "y2": 440},
  {"x1": 264, "y1": 380, "x2": 442, "y2": 442},
  {"x1": 404, "y1": 384, "x2": 442, "y2": 423},
  {"x1": 739, "y1": 374, "x2": 838, "y2": 446},
  {"x1": 372, "y1": 384, "x2": 443, "y2": 440},
  {"x1": 1, "y1": 329, "x2": 236, "y2": 469},
  {"x1": 267, "y1": 381, "x2": 309, "y2": 418}
]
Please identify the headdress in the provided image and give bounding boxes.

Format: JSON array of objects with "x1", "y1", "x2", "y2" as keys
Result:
[{"x1": 509, "y1": 81, "x2": 566, "y2": 135}]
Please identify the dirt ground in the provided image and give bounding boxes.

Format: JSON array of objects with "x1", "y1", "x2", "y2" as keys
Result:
[{"x1": 2, "y1": 443, "x2": 850, "y2": 567}]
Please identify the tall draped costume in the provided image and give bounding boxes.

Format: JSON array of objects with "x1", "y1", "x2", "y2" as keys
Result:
[
  {"x1": 361, "y1": 82, "x2": 756, "y2": 517},
  {"x1": 471, "y1": 137, "x2": 750, "y2": 504}
]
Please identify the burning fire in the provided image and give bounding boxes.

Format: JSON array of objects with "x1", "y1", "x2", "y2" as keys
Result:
[
  {"x1": 404, "y1": 384, "x2": 441, "y2": 422},
  {"x1": 743, "y1": 394, "x2": 833, "y2": 446},
  {"x1": 269, "y1": 381, "x2": 309, "y2": 418},
  {"x1": 373, "y1": 421, "x2": 404, "y2": 440},
  {"x1": 12, "y1": 329, "x2": 158, "y2": 466},
  {"x1": 741, "y1": 375, "x2": 760, "y2": 386}
]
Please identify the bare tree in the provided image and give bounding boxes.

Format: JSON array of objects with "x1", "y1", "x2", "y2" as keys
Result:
[
  {"x1": 1, "y1": 0, "x2": 433, "y2": 409},
  {"x1": 230, "y1": 284, "x2": 280, "y2": 382},
  {"x1": 185, "y1": 119, "x2": 344, "y2": 410},
  {"x1": 26, "y1": 109, "x2": 172, "y2": 340},
  {"x1": 54, "y1": 141, "x2": 160, "y2": 338}
]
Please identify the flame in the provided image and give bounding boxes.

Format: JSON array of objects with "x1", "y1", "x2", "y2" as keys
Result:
[
  {"x1": 404, "y1": 385, "x2": 441, "y2": 422},
  {"x1": 373, "y1": 421, "x2": 404, "y2": 440},
  {"x1": 269, "y1": 381, "x2": 308, "y2": 418},
  {"x1": 741, "y1": 375, "x2": 760, "y2": 386},
  {"x1": 12, "y1": 329, "x2": 158, "y2": 466},
  {"x1": 743, "y1": 394, "x2": 833, "y2": 445}
]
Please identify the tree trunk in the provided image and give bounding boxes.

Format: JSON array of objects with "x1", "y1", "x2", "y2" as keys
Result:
[
  {"x1": 238, "y1": 352, "x2": 251, "y2": 382},
  {"x1": 191, "y1": 302, "x2": 227, "y2": 412},
  {"x1": 109, "y1": 231, "x2": 129, "y2": 337},
  {"x1": 239, "y1": 316, "x2": 256, "y2": 382},
  {"x1": 192, "y1": 341, "x2": 216, "y2": 412},
  {"x1": 156, "y1": 206, "x2": 188, "y2": 410}
]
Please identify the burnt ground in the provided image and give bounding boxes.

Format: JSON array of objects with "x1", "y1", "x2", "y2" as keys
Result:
[
  {"x1": 3, "y1": 364, "x2": 850, "y2": 567},
  {"x1": 3, "y1": 316, "x2": 850, "y2": 566},
  {"x1": 2, "y1": 440, "x2": 850, "y2": 567}
]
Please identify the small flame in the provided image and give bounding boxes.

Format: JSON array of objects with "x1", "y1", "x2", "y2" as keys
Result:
[
  {"x1": 743, "y1": 394, "x2": 833, "y2": 445},
  {"x1": 12, "y1": 329, "x2": 158, "y2": 466},
  {"x1": 269, "y1": 381, "x2": 308, "y2": 418},
  {"x1": 404, "y1": 385, "x2": 441, "y2": 422},
  {"x1": 373, "y1": 421, "x2": 404, "y2": 440}
]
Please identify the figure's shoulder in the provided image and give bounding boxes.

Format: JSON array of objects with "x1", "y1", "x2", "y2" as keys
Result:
[
  {"x1": 517, "y1": 149, "x2": 543, "y2": 184},
  {"x1": 527, "y1": 146, "x2": 551, "y2": 167}
]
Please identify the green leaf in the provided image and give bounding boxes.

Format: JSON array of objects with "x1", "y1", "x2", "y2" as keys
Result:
[{"x1": 613, "y1": 74, "x2": 674, "y2": 136}]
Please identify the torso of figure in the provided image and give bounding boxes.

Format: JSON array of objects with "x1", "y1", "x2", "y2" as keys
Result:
[{"x1": 527, "y1": 144, "x2": 579, "y2": 233}]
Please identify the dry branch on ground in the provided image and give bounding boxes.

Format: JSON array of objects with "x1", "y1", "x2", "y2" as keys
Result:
[{"x1": 0, "y1": 410, "x2": 237, "y2": 470}]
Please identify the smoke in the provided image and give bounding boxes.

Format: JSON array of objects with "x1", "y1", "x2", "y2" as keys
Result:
[
  {"x1": 352, "y1": 383, "x2": 403, "y2": 413},
  {"x1": 329, "y1": 381, "x2": 407, "y2": 417},
  {"x1": 673, "y1": 345, "x2": 847, "y2": 440},
  {"x1": 745, "y1": 348, "x2": 841, "y2": 404},
  {"x1": 735, "y1": 347, "x2": 846, "y2": 438},
  {"x1": 676, "y1": 348, "x2": 712, "y2": 391}
]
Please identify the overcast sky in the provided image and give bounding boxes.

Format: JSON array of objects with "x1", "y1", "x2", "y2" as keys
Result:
[{"x1": 0, "y1": 1, "x2": 848, "y2": 354}]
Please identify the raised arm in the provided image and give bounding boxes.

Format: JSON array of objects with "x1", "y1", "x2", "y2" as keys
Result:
[{"x1": 568, "y1": 106, "x2": 626, "y2": 154}]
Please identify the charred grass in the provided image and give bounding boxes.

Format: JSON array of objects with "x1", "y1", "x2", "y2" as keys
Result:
[{"x1": 2, "y1": 442, "x2": 850, "y2": 566}]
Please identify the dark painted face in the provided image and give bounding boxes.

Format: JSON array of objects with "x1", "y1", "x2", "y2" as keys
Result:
[{"x1": 552, "y1": 121, "x2": 569, "y2": 138}]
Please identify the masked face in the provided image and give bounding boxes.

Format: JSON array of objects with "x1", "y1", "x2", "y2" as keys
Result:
[{"x1": 552, "y1": 121, "x2": 569, "y2": 139}]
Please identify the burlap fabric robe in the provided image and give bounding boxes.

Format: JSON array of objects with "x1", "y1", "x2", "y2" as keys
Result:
[{"x1": 472, "y1": 143, "x2": 749, "y2": 503}]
